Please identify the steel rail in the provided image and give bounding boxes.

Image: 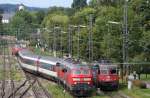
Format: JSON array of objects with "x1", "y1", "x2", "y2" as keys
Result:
[
  {"x1": 17, "y1": 57, "x2": 52, "y2": 98},
  {"x1": 8, "y1": 80, "x2": 28, "y2": 98},
  {"x1": 6, "y1": 40, "x2": 15, "y2": 98},
  {"x1": 25, "y1": 73, "x2": 40, "y2": 98},
  {"x1": 19, "y1": 79, "x2": 36, "y2": 98}
]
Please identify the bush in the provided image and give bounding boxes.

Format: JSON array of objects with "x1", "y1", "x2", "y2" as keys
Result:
[
  {"x1": 133, "y1": 80, "x2": 141, "y2": 86},
  {"x1": 133, "y1": 80, "x2": 147, "y2": 89}
]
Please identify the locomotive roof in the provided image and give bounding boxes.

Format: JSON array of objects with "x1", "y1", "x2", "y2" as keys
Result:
[{"x1": 61, "y1": 58, "x2": 89, "y2": 69}]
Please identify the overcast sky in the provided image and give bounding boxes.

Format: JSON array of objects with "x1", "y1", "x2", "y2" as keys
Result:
[{"x1": 0, "y1": 0, "x2": 90, "y2": 8}]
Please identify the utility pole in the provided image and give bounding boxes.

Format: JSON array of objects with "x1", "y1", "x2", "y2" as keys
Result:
[
  {"x1": 77, "y1": 25, "x2": 80, "y2": 59},
  {"x1": 17, "y1": 28, "x2": 20, "y2": 40},
  {"x1": 88, "y1": 14, "x2": 93, "y2": 62},
  {"x1": 53, "y1": 27, "x2": 57, "y2": 57},
  {"x1": 123, "y1": 0, "x2": 128, "y2": 76},
  {"x1": 60, "y1": 28, "x2": 63, "y2": 58},
  {"x1": 68, "y1": 25, "x2": 72, "y2": 57},
  {"x1": 44, "y1": 28, "x2": 52, "y2": 53}
]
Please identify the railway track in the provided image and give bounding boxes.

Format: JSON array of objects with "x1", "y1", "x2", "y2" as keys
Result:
[
  {"x1": 24, "y1": 73, "x2": 52, "y2": 98},
  {"x1": 15, "y1": 54, "x2": 53, "y2": 98},
  {"x1": 0, "y1": 40, "x2": 52, "y2": 98},
  {"x1": 0, "y1": 40, "x2": 7, "y2": 98}
]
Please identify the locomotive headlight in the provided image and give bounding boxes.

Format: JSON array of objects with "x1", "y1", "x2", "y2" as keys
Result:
[
  {"x1": 73, "y1": 78, "x2": 80, "y2": 81},
  {"x1": 83, "y1": 78, "x2": 91, "y2": 81}
]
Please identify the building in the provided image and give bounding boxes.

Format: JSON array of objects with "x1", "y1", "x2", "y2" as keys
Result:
[{"x1": 2, "y1": 13, "x2": 14, "y2": 24}]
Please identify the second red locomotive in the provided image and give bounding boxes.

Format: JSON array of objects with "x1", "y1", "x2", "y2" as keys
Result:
[{"x1": 92, "y1": 60, "x2": 119, "y2": 90}]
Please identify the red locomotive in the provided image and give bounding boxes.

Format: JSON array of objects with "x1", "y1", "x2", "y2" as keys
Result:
[
  {"x1": 18, "y1": 49, "x2": 93, "y2": 97},
  {"x1": 92, "y1": 60, "x2": 119, "y2": 90},
  {"x1": 55, "y1": 58, "x2": 93, "y2": 96}
]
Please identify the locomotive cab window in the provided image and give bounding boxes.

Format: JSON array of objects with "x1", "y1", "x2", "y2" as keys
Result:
[
  {"x1": 110, "y1": 68, "x2": 117, "y2": 74},
  {"x1": 73, "y1": 70, "x2": 81, "y2": 75},
  {"x1": 82, "y1": 70, "x2": 90, "y2": 75}
]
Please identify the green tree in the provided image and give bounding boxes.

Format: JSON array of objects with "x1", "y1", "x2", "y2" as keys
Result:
[
  {"x1": 10, "y1": 10, "x2": 36, "y2": 40},
  {"x1": 43, "y1": 14, "x2": 69, "y2": 28},
  {"x1": 35, "y1": 10, "x2": 45, "y2": 24},
  {"x1": 72, "y1": 0, "x2": 87, "y2": 9},
  {"x1": 48, "y1": 7, "x2": 74, "y2": 16},
  {"x1": 130, "y1": 0, "x2": 150, "y2": 30},
  {"x1": 42, "y1": 13, "x2": 69, "y2": 50},
  {"x1": 72, "y1": 7, "x2": 96, "y2": 25},
  {"x1": 89, "y1": 6, "x2": 123, "y2": 61},
  {"x1": 89, "y1": 0, "x2": 124, "y2": 7},
  {"x1": 139, "y1": 31, "x2": 150, "y2": 61},
  {"x1": 15, "y1": 10, "x2": 33, "y2": 24}
]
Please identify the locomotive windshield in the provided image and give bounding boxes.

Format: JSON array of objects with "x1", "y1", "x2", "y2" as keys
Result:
[
  {"x1": 100, "y1": 65, "x2": 118, "y2": 75},
  {"x1": 73, "y1": 69, "x2": 90, "y2": 75}
]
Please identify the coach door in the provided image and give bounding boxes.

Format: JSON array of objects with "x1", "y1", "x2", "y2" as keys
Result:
[{"x1": 36, "y1": 57, "x2": 41, "y2": 72}]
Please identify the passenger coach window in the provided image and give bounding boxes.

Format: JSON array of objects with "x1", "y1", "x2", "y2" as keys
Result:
[
  {"x1": 40, "y1": 62, "x2": 52, "y2": 70},
  {"x1": 24, "y1": 59, "x2": 34, "y2": 65}
]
